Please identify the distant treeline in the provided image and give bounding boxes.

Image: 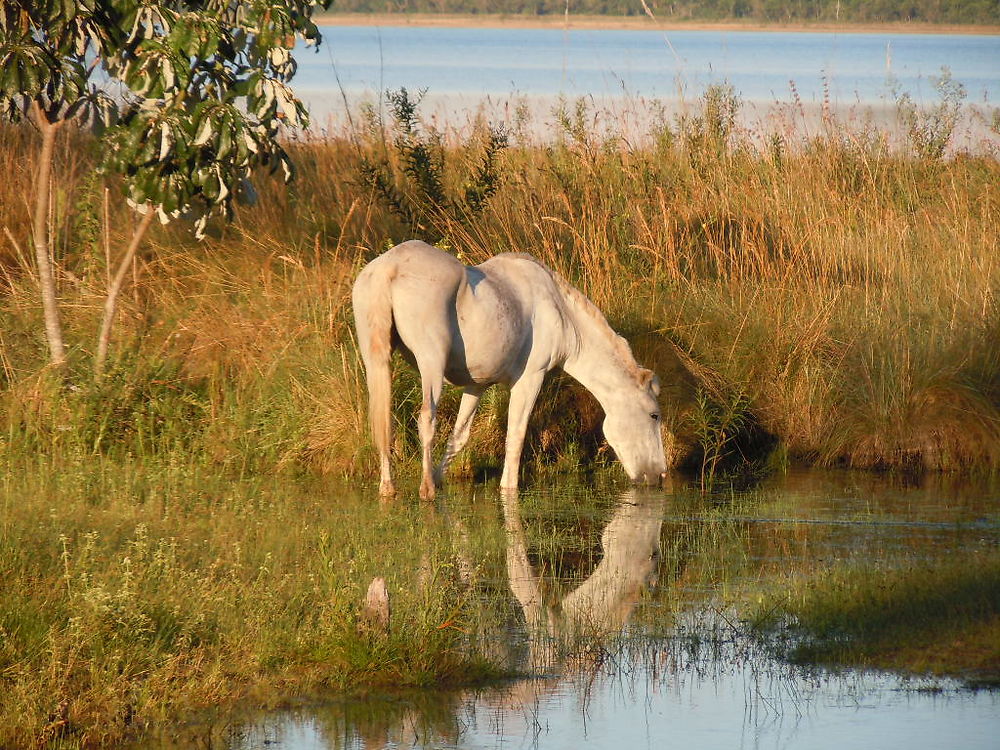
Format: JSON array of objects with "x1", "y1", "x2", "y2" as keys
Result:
[{"x1": 329, "y1": 0, "x2": 1000, "y2": 25}]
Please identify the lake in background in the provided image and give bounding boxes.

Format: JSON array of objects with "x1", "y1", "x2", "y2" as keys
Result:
[{"x1": 293, "y1": 25, "x2": 999, "y2": 142}]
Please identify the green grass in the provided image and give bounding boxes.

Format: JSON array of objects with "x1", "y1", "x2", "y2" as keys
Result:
[
  {"x1": 0, "y1": 455, "x2": 996, "y2": 745},
  {"x1": 0, "y1": 456, "x2": 504, "y2": 747},
  {"x1": 748, "y1": 551, "x2": 1000, "y2": 685}
]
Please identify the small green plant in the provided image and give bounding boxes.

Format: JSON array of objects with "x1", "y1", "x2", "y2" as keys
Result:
[
  {"x1": 75, "y1": 356, "x2": 212, "y2": 457},
  {"x1": 554, "y1": 96, "x2": 593, "y2": 146},
  {"x1": 688, "y1": 388, "x2": 752, "y2": 492},
  {"x1": 358, "y1": 87, "x2": 507, "y2": 242},
  {"x1": 677, "y1": 83, "x2": 741, "y2": 163},
  {"x1": 894, "y1": 67, "x2": 967, "y2": 159}
]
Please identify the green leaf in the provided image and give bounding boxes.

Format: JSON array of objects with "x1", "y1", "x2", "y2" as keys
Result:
[{"x1": 217, "y1": 122, "x2": 232, "y2": 160}]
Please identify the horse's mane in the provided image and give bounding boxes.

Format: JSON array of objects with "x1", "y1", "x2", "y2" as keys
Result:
[{"x1": 506, "y1": 253, "x2": 642, "y2": 379}]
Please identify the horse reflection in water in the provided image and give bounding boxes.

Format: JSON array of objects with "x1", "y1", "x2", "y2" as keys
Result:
[
  {"x1": 236, "y1": 488, "x2": 669, "y2": 750},
  {"x1": 352, "y1": 241, "x2": 668, "y2": 499},
  {"x1": 320, "y1": 488, "x2": 668, "y2": 750},
  {"x1": 501, "y1": 487, "x2": 667, "y2": 674}
]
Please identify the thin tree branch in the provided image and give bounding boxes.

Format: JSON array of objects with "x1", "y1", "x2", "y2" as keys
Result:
[{"x1": 94, "y1": 208, "x2": 155, "y2": 379}]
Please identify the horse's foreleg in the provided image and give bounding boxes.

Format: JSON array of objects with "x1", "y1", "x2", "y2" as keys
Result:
[
  {"x1": 500, "y1": 372, "x2": 545, "y2": 490},
  {"x1": 434, "y1": 386, "x2": 485, "y2": 487}
]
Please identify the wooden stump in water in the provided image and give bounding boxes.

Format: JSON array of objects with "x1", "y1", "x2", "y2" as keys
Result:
[{"x1": 359, "y1": 576, "x2": 390, "y2": 637}]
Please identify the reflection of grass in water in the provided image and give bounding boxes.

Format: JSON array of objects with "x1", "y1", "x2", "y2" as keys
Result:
[
  {"x1": 749, "y1": 551, "x2": 1000, "y2": 686},
  {"x1": 517, "y1": 476, "x2": 1000, "y2": 687},
  {"x1": 617, "y1": 478, "x2": 1000, "y2": 687}
]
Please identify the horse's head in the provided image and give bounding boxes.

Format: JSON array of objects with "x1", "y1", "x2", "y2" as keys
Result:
[{"x1": 601, "y1": 367, "x2": 668, "y2": 486}]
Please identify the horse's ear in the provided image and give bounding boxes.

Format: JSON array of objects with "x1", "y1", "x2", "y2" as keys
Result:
[{"x1": 638, "y1": 368, "x2": 660, "y2": 397}]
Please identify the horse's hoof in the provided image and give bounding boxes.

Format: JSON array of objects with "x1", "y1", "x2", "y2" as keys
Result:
[
  {"x1": 379, "y1": 481, "x2": 396, "y2": 497},
  {"x1": 419, "y1": 478, "x2": 436, "y2": 500}
]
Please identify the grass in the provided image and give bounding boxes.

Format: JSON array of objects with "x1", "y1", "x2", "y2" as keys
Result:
[
  {"x1": 0, "y1": 461, "x2": 995, "y2": 745},
  {"x1": 0, "y1": 82, "x2": 999, "y2": 743},
  {"x1": 748, "y1": 551, "x2": 1000, "y2": 686},
  {"x1": 2, "y1": 84, "x2": 999, "y2": 478},
  {"x1": 0, "y1": 456, "x2": 504, "y2": 747}
]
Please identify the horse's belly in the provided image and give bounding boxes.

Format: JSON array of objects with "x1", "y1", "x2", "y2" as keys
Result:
[
  {"x1": 445, "y1": 314, "x2": 527, "y2": 386},
  {"x1": 444, "y1": 352, "x2": 515, "y2": 386},
  {"x1": 441, "y1": 265, "x2": 542, "y2": 386}
]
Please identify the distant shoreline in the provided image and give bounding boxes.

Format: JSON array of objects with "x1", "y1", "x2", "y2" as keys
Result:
[{"x1": 314, "y1": 12, "x2": 1000, "y2": 36}]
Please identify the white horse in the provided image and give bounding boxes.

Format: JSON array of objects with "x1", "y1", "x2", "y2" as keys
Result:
[{"x1": 352, "y1": 240, "x2": 667, "y2": 499}]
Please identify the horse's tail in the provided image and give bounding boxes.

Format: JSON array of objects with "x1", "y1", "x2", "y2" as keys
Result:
[{"x1": 352, "y1": 262, "x2": 396, "y2": 462}]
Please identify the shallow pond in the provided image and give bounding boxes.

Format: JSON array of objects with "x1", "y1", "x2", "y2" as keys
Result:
[{"x1": 163, "y1": 470, "x2": 1000, "y2": 749}]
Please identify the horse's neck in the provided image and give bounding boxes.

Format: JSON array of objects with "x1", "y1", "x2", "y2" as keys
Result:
[{"x1": 560, "y1": 302, "x2": 636, "y2": 410}]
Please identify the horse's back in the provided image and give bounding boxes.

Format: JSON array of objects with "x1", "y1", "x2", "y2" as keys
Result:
[
  {"x1": 354, "y1": 242, "x2": 571, "y2": 386},
  {"x1": 391, "y1": 239, "x2": 465, "y2": 276},
  {"x1": 474, "y1": 253, "x2": 563, "y2": 307},
  {"x1": 354, "y1": 239, "x2": 464, "y2": 333},
  {"x1": 356, "y1": 241, "x2": 553, "y2": 314}
]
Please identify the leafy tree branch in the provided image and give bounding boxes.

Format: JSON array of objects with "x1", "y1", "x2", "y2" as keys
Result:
[{"x1": 0, "y1": 0, "x2": 332, "y2": 377}]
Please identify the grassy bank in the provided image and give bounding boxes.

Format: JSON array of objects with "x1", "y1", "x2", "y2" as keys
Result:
[
  {"x1": 0, "y1": 465, "x2": 995, "y2": 744},
  {"x1": 1, "y1": 85, "x2": 999, "y2": 743},
  {"x1": 3, "y1": 85, "x2": 998, "y2": 479},
  {"x1": 0, "y1": 458, "x2": 504, "y2": 746}
]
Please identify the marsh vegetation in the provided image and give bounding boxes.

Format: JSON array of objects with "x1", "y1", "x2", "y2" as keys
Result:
[
  {"x1": 3, "y1": 83, "x2": 999, "y2": 478},
  {"x1": 1, "y1": 82, "x2": 999, "y2": 745}
]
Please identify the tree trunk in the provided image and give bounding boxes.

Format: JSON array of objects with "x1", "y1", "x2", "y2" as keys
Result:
[
  {"x1": 94, "y1": 209, "x2": 155, "y2": 380},
  {"x1": 30, "y1": 104, "x2": 66, "y2": 367}
]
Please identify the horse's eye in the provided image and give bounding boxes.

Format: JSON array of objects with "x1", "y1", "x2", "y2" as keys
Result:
[{"x1": 650, "y1": 413, "x2": 660, "y2": 421}]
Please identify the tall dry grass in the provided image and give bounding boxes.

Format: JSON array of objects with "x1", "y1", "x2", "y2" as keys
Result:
[{"x1": 1, "y1": 85, "x2": 999, "y2": 479}]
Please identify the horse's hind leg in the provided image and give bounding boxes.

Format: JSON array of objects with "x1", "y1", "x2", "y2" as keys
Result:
[
  {"x1": 434, "y1": 386, "x2": 485, "y2": 487},
  {"x1": 415, "y1": 360, "x2": 446, "y2": 500},
  {"x1": 352, "y1": 273, "x2": 396, "y2": 497},
  {"x1": 391, "y1": 275, "x2": 456, "y2": 499}
]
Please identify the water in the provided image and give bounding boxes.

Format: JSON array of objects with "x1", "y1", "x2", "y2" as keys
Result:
[
  {"x1": 175, "y1": 471, "x2": 999, "y2": 749},
  {"x1": 294, "y1": 25, "x2": 1000, "y2": 128},
  {"x1": 230, "y1": 667, "x2": 998, "y2": 749}
]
